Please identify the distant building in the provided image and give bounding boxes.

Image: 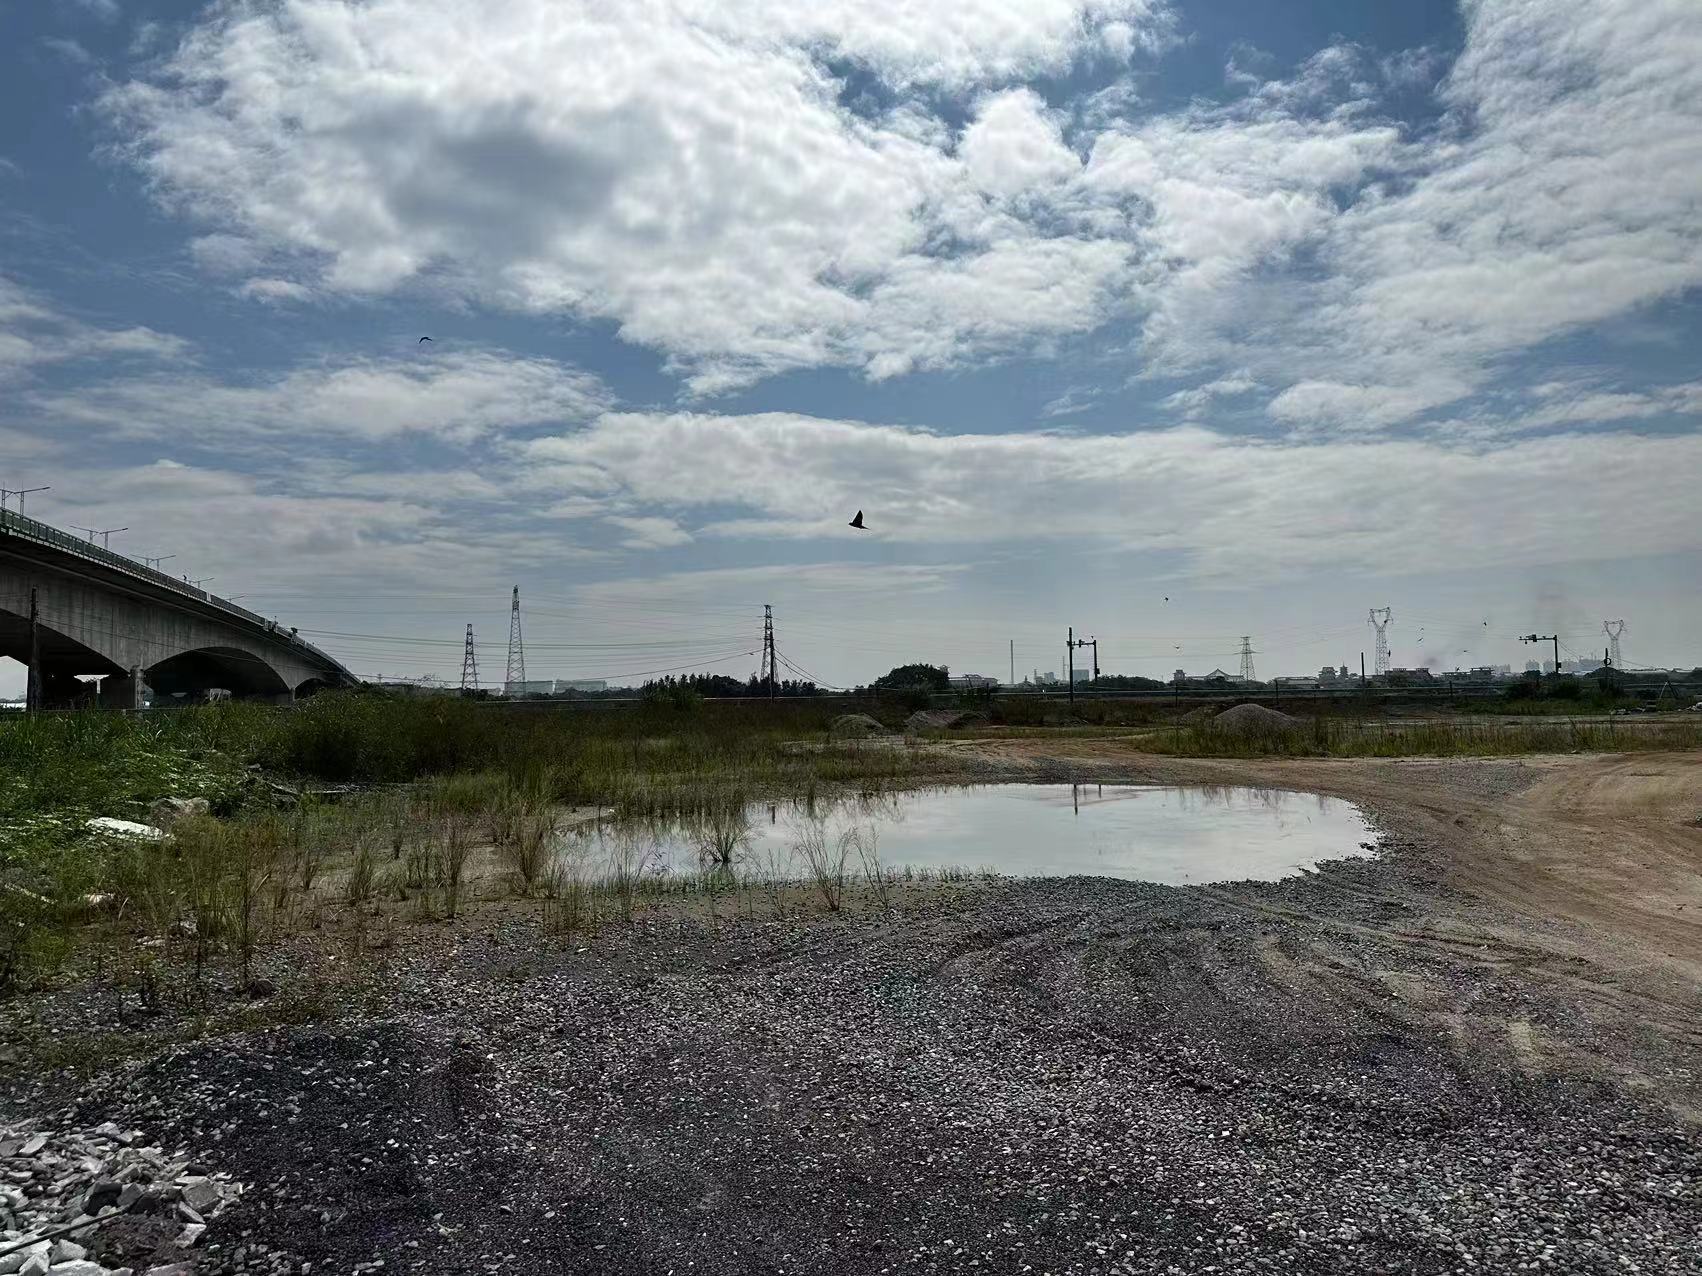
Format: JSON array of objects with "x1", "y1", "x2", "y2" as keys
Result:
[
  {"x1": 948, "y1": 673, "x2": 998, "y2": 690},
  {"x1": 1274, "y1": 676, "x2": 1320, "y2": 690},
  {"x1": 506, "y1": 679, "x2": 557, "y2": 696},
  {"x1": 555, "y1": 679, "x2": 607, "y2": 693},
  {"x1": 1071, "y1": 667, "x2": 1092, "y2": 684},
  {"x1": 1525, "y1": 661, "x2": 1542, "y2": 674}
]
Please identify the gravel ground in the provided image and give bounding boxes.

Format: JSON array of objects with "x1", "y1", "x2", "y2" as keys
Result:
[{"x1": 5, "y1": 758, "x2": 1701, "y2": 1274}]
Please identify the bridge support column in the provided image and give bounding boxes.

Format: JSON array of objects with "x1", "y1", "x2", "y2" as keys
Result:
[{"x1": 98, "y1": 666, "x2": 146, "y2": 711}]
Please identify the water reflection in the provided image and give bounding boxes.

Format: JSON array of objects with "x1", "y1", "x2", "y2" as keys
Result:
[{"x1": 559, "y1": 784, "x2": 1373, "y2": 888}]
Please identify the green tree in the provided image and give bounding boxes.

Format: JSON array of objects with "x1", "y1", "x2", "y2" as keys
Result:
[{"x1": 872, "y1": 663, "x2": 949, "y2": 692}]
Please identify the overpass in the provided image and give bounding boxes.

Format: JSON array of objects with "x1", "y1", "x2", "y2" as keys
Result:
[{"x1": 0, "y1": 508, "x2": 358, "y2": 708}]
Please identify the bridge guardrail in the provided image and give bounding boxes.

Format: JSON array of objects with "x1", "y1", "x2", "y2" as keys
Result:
[{"x1": 0, "y1": 507, "x2": 354, "y2": 682}]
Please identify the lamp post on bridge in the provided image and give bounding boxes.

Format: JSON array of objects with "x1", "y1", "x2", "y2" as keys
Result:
[
  {"x1": 0, "y1": 486, "x2": 49, "y2": 516},
  {"x1": 140, "y1": 554, "x2": 175, "y2": 570},
  {"x1": 71, "y1": 525, "x2": 128, "y2": 549}
]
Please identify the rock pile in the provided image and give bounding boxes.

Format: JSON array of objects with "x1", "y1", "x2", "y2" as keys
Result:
[{"x1": 0, "y1": 1122, "x2": 238, "y2": 1276}]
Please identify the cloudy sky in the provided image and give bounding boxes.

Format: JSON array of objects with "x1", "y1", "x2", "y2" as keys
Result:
[{"x1": 2, "y1": 0, "x2": 1700, "y2": 691}]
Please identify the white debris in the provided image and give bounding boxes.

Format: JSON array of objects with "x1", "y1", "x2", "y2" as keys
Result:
[{"x1": 82, "y1": 818, "x2": 166, "y2": 842}]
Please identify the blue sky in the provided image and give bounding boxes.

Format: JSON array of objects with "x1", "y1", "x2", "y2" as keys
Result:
[{"x1": 2, "y1": 0, "x2": 1699, "y2": 690}]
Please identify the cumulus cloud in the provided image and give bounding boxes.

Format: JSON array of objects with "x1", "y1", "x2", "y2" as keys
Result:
[
  {"x1": 88, "y1": 0, "x2": 1702, "y2": 423},
  {"x1": 29, "y1": 348, "x2": 610, "y2": 443},
  {"x1": 1260, "y1": 0, "x2": 1702, "y2": 427},
  {"x1": 526, "y1": 410, "x2": 1702, "y2": 579}
]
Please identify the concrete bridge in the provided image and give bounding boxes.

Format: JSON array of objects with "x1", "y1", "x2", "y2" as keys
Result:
[{"x1": 0, "y1": 509, "x2": 358, "y2": 708}]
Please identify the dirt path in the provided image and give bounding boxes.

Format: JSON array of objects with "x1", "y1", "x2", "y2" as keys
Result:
[{"x1": 948, "y1": 740, "x2": 1702, "y2": 1107}]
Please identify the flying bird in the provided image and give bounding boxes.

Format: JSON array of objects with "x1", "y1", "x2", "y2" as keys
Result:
[
  {"x1": 848, "y1": 510, "x2": 865, "y2": 530},
  {"x1": 418, "y1": 336, "x2": 434, "y2": 344},
  {"x1": 1163, "y1": 596, "x2": 1170, "y2": 603}
]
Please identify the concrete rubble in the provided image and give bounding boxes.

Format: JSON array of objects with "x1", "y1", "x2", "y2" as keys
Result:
[{"x1": 0, "y1": 1121, "x2": 239, "y2": 1276}]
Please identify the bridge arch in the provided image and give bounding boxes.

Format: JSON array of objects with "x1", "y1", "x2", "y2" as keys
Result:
[{"x1": 145, "y1": 645, "x2": 293, "y2": 704}]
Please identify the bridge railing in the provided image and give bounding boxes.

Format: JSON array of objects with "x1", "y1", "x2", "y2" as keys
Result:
[{"x1": 0, "y1": 507, "x2": 354, "y2": 681}]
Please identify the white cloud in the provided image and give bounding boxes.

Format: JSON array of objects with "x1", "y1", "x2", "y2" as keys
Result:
[
  {"x1": 605, "y1": 515, "x2": 694, "y2": 550},
  {"x1": 29, "y1": 348, "x2": 609, "y2": 443},
  {"x1": 0, "y1": 274, "x2": 189, "y2": 383},
  {"x1": 526, "y1": 409, "x2": 1702, "y2": 579},
  {"x1": 86, "y1": 0, "x2": 1702, "y2": 424},
  {"x1": 1260, "y1": 0, "x2": 1702, "y2": 427}
]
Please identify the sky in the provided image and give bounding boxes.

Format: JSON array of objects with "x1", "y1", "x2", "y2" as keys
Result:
[{"x1": 2, "y1": 0, "x2": 1700, "y2": 693}]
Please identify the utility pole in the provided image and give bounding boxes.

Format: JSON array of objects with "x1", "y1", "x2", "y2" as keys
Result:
[
  {"x1": 1520, "y1": 633, "x2": 1560, "y2": 673},
  {"x1": 762, "y1": 604, "x2": 776, "y2": 699},
  {"x1": 1360, "y1": 652, "x2": 1366, "y2": 687},
  {"x1": 1009, "y1": 639, "x2": 1014, "y2": 688},
  {"x1": 0, "y1": 486, "x2": 49, "y2": 516},
  {"x1": 187, "y1": 576, "x2": 213, "y2": 590},
  {"x1": 1237, "y1": 636, "x2": 1255, "y2": 683},
  {"x1": 140, "y1": 555, "x2": 175, "y2": 570},
  {"x1": 25, "y1": 587, "x2": 40, "y2": 714},
  {"x1": 505, "y1": 585, "x2": 526, "y2": 693},
  {"x1": 460, "y1": 624, "x2": 479, "y2": 692},
  {"x1": 1067, "y1": 626, "x2": 1075, "y2": 705}
]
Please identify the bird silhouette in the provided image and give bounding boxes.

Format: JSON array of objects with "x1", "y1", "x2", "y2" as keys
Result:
[
  {"x1": 1163, "y1": 596, "x2": 1169, "y2": 602},
  {"x1": 848, "y1": 510, "x2": 865, "y2": 530},
  {"x1": 418, "y1": 336, "x2": 433, "y2": 344}
]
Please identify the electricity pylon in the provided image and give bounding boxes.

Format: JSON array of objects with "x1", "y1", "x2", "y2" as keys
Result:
[
  {"x1": 1368, "y1": 607, "x2": 1393, "y2": 675},
  {"x1": 460, "y1": 624, "x2": 479, "y2": 692},
  {"x1": 1602, "y1": 619, "x2": 1625, "y2": 668},
  {"x1": 505, "y1": 586, "x2": 526, "y2": 693}
]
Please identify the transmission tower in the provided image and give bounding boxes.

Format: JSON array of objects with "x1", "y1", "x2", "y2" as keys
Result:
[
  {"x1": 761, "y1": 604, "x2": 776, "y2": 699},
  {"x1": 460, "y1": 624, "x2": 479, "y2": 692},
  {"x1": 1368, "y1": 607, "x2": 1393, "y2": 675},
  {"x1": 1602, "y1": 619, "x2": 1625, "y2": 668},
  {"x1": 1237, "y1": 636, "x2": 1256, "y2": 683},
  {"x1": 505, "y1": 585, "x2": 526, "y2": 693}
]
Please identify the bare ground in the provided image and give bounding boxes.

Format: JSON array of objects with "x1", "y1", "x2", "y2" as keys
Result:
[{"x1": 10, "y1": 746, "x2": 1702, "y2": 1274}]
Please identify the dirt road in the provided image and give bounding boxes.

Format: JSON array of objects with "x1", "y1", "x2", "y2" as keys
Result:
[{"x1": 33, "y1": 748, "x2": 1702, "y2": 1274}]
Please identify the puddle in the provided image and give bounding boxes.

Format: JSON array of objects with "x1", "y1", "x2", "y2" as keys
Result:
[{"x1": 566, "y1": 784, "x2": 1375, "y2": 886}]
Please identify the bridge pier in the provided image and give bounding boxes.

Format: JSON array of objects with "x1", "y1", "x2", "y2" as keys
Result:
[{"x1": 97, "y1": 666, "x2": 147, "y2": 711}]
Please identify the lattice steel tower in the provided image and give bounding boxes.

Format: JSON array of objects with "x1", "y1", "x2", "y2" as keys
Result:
[
  {"x1": 1603, "y1": 619, "x2": 1625, "y2": 668},
  {"x1": 1368, "y1": 607, "x2": 1393, "y2": 675},
  {"x1": 505, "y1": 586, "x2": 526, "y2": 692},
  {"x1": 460, "y1": 624, "x2": 479, "y2": 692},
  {"x1": 760, "y1": 604, "x2": 776, "y2": 699},
  {"x1": 1237, "y1": 636, "x2": 1256, "y2": 683}
]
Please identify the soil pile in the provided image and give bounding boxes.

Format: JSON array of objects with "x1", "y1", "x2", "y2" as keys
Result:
[
  {"x1": 1211, "y1": 703, "x2": 1300, "y2": 734},
  {"x1": 904, "y1": 709, "x2": 986, "y2": 733},
  {"x1": 828, "y1": 713, "x2": 888, "y2": 740}
]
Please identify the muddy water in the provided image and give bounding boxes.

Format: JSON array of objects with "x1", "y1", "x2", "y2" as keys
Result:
[{"x1": 574, "y1": 784, "x2": 1375, "y2": 885}]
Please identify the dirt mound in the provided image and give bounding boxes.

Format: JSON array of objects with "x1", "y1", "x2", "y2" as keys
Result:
[
  {"x1": 1176, "y1": 705, "x2": 1218, "y2": 724},
  {"x1": 829, "y1": 713, "x2": 888, "y2": 740},
  {"x1": 1210, "y1": 703, "x2": 1300, "y2": 734},
  {"x1": 904, "y1": 709, "x2": 987, "y2": 733}
]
